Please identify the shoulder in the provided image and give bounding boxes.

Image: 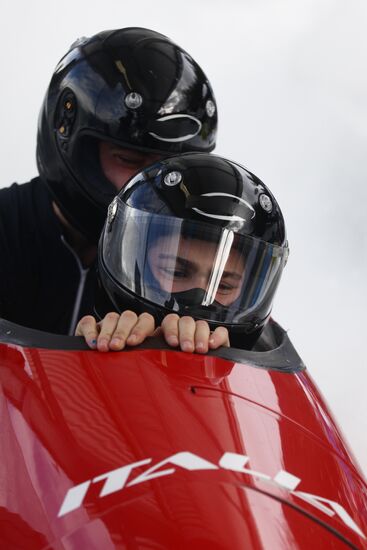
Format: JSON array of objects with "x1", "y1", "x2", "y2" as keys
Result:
[
  {"x1": 0, "y1": 177, "x2": 55, "y2": 231},
  {"x1": 0, "y1": 177, "x2": 50, "y2": 210}
]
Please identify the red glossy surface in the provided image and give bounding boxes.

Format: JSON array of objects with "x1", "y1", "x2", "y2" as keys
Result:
[{"x1": 1, "y1": 342, "x2": 366, "y2": 549}]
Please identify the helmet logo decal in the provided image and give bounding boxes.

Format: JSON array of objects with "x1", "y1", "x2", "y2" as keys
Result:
[
  {"x1": 192, "y1": 192, "x2": 256, "y2": 223},
  {"x1": 164, "y1": 171, "x2": 182, "y2": 186},
  {"x1": 125, "y1": 92, "x2": 143, "y2": 109},
  {"x1": 259, "y1": 194, "x2": 273, "y2": 213},
  {"x1": 206, "y1": 100, "x2": 216, "y2": 118},
  {"x1": 149, "y1": 114, "x2": 202, "y2": 143}
]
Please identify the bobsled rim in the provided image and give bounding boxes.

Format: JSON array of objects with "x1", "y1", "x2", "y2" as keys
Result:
[{"x1": 0, "y1": 318, "x2": 305, "y2": 373}]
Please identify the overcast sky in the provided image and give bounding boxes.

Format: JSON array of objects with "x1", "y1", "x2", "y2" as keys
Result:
[{"x1": 1, "y1": 0, "x2": 366, "y2": 473}]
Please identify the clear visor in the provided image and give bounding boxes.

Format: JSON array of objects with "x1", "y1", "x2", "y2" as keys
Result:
[{"x1": 102, "y1": 200, "x2": 287, "y2": 325}]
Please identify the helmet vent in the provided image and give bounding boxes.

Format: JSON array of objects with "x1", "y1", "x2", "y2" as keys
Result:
[
  {"x1": 55, "y1": 91, "x2": 77, "y2": 139},
  {"x1": 259, "y1": 194, "x2": 273, "y2": 213},
  {"x1": 206, "y1": 100, "x2": 216, "y2": 117},
  {"x1": 164, "y1": 171, "x2": 182, "y2": 186},
  {"x1": 125, "y1": 92, "x2": 143, "y2": 109}
]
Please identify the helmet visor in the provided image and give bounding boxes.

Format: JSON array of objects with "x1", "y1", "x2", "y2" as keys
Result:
[{"x1": 102, "y1": 200, "x2": 288, "y2": 325}]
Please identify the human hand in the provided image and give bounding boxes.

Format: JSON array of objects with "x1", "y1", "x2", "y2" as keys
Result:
[
  {"x1": 75, "y1": 311, "x2": 156, "y2": 352},
  {"x1": 76, "y1": 311, "x2": 230, "y2": 353},
  {"x1": 160, "y1": 313, "x2": 230, "y2": 354}
]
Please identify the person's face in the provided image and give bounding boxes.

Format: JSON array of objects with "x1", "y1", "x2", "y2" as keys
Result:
[
  {"x1": 148, "y1": 236, "x2": 245, "y2": 306},
  {"x1": 99, "y1": 141, "x2": 163, "y2": 191}
]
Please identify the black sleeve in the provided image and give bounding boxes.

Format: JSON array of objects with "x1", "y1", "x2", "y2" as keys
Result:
[
  {"x1": 0, "y1": 179, "x2": 96, "y2": 334},
  {"x1": 0, "y1": 184, "x2": 20, "y2": 317},
  {"x1": 0, "y1": 179, "x2": 51, "y2": 325}
]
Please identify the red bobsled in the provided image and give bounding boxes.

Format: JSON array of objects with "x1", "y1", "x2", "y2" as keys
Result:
[{"x1": 0, "y1": 317, "x2": 366, "y2": 549}]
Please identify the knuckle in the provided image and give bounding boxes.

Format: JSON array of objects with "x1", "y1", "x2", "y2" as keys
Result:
[
  {"x1": 121, "y1": 310, "x2": 138, "y2": 322},
  {"x1": 196, "y1": 320, "x2": 209, "y2": 330},
  {"x1": 167, "y1": 313, "x2": 180, "y2": 322},
  {"x1": 180, "y1": 315, "x2": 192, "y2": 322},
  {"x1": 79, "y1": 315, "x2": 95, "y2": 327},
  {"x1": 162, "y1": 313, "x2": 179, "y2": 326},
  {"x1": 180, "y1": 316, "x2": 195, "y2": 329},
  {"x1": 139, "y1": 312, "x2": 154, "y2": 322},
  {"x1": 105, "y1": 312, "x2": 119, "y2": 322}
]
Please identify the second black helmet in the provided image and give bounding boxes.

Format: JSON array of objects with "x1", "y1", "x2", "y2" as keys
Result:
[{"x1": 37, "y1": 28, "x2": 218, "y2": 242}]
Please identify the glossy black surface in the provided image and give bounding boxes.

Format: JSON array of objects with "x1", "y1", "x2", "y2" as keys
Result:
[{"x1": 36, "y1": 28, "x2": 218, "y2": 241}]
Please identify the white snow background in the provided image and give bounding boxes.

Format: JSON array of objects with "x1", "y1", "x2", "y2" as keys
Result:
[{"x1": 1, "y1": 0, "x2": 366, "y2": 474}]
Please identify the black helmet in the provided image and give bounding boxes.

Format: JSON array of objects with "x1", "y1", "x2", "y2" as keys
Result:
[
  {"x1": 97, "y1": 153, "x2": 289, "y2": 348},
  {"x1": 36, "y1": 28, "x2": 218, "y2": 242}
]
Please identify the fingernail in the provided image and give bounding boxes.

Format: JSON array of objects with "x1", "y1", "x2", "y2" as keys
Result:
[
  {"x1": 98, "y1": 340, "x2": 109, "y2": 352},
  {"x1": 167, "y1": 335, "x2": 178, "y2": 346},
  {"x1": 196, "y1": 342, "x2": 205, "y2": 352},
  {"x1": 127, "y1": 335, "x2": 137, "y2": 344},
  {"x1": 182, "y1": 341, "x2": 194, "y2": 352},
  {"x1": 209, "y1": 338, "x2": 215, "y2": 346},
  {"x1": 111, "y1": 338, "x2": 123, "y2": 348}
]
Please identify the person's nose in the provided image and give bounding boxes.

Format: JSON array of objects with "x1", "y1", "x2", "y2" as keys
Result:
[{"x1": 192, "y1": 273, "x2": 209, "y2": 290}]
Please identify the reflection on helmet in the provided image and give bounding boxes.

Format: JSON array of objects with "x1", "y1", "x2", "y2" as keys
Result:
[
  {"x1": 97, "y1": 153, "x2": 289, "y2": 349},
  {"x1": 36, "y1": 28, "x2": 218, "y2": 242}
]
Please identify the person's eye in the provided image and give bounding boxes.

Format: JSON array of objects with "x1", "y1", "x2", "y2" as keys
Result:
[
  {"x1": 170, "y1": 269, "x2": 187, "y2": 279},
  {"x1": 115, "y1": 154, "x2": 141, "y2": 166},
  {"x1": 218, "y1": 282, "x2": 237, "y2": 293},
  {"x1": 173, "y1": 270, "x2": 188, "y2": 279},
  {"x1": 163, "y1": 267, "x2": 189, "y2": 279},
  {"x1": 160, "y1": 267, "x2": 187, "y2": 279}
]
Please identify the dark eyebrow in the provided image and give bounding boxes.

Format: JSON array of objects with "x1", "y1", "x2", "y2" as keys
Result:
[
  {"x1": 157, "y1": 254, "x2": 243, "y2": 280},
  {"x1": 157, "y1": 254, "x2": 196, "y2": 270},
  {"x1": 222, "y1": 270, "x2": 242, "y2": 281}
]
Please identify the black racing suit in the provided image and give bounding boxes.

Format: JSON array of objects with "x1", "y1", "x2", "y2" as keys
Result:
[{"x1": 0, "y1": 178, "x2": 97, "y2": 334}]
